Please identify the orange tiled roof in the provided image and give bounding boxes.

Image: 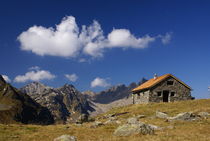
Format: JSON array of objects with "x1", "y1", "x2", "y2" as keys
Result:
[{"x1": 132, "y1": 74, "x2": 191, "y2": 92}]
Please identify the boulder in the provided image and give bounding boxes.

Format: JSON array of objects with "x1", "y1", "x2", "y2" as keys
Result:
[
  {"x1": 168, "y1": 112, "x2": 198, "y2": 121},
  {"x1": 114, "y1": 123, "x2": 154, "y2": 136},
  {"x1": 127, "y1": 117, "x2": 139, "y2": 124},
  {"x1": 54, "y1": 135, "x2": 77, "y2": 141},
  {"x1": 156, "y1": 111, "x2": 168, "y2": 119},
  {"x1": 198, "y1": 112, "x2": 210, "y2": 119}
]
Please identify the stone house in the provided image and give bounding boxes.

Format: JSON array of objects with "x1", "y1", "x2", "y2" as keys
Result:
[{"x1": 132, "y1": 74, "x2": 193, "y2": 104}]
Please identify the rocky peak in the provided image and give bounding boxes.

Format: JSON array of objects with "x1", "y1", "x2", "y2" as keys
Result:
[
  {"x1": 93, "y1": 83, "x2": 137, "y2": 104},
  {"x1": 108, "y1": 84, "x2": 126, "y2": 92},
  {"x1": 59, "y1": 84, "x2": 75, "y2": 91},
  {"x1": 82, "y1": 90, "x2": 96, "y2": 100},
  {"x1": 20, "y1": 81, "x2": 51, "y2": 95}
]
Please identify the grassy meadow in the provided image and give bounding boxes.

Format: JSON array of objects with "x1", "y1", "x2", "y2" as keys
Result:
[{"x1": 0, "y1": 99, "x2": 210, "y2": 141}]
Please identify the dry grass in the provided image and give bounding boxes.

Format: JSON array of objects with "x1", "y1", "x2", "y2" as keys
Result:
[{"x1": 0, "y1": 99, "x2": 210, "y2": 141}]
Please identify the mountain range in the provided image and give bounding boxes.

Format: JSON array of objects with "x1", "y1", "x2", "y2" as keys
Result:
[{"x1": 0, "y1": 74, "x2": 146, "y2": 124}]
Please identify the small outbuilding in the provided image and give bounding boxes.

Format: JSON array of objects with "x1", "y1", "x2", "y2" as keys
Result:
[{"x1": 132, "y1": 74, "x2": 193, "y2": 104}]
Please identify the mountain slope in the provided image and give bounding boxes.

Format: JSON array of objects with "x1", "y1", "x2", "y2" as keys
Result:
[
  {"x1": 21, "y1": 82, "x2": 94, "y2": 123},
  {"x1": 0, "y1": 75, "x2": 54, "y2": 124}
]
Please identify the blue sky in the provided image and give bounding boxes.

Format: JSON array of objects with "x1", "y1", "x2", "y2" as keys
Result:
[{"x1": 0, "y1": 0, "x2": 210, "y2": 98}]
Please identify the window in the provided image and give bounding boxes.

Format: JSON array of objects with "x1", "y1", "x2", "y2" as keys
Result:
[
  {"x1": 171, "y1": 92, "x2": 175, "y2": 97},
  {"x1": 167, "y1": 81, "x2": 174, "y2": 85},
  {"x1": 157, "y1": 91, "x2": 162, "y2": 97}
]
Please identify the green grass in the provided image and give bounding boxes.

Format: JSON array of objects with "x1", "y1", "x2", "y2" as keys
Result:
[{"x1": 0, "y1": 99, "x2": 210, "y2": 141}]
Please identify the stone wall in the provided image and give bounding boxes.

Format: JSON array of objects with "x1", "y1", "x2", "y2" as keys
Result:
[
  {"x1": 149, "y1": 77, "x2": 192, "y2": 102},
  {"x1": 133, "y1": 90, "x2": 150, "y2": 104}
]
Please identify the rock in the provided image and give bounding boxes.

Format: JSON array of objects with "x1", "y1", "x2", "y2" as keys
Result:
[
  {"x1": 54, "y1": 135, "x2": 77, "y2": 141},
  {"x1": 140, "y1": 124, "x2": 155, "y2": 135},
  {"x1": 127, "y1": 117, "x2": 139, "y2": 124},
  {"x1": 137, "y1": 115, "x2": 146, "y2": 119},
  {"x1": 168, "y1": 112, "x2": 198, "y2": 121},
  {"x1": 156, "y1": 111, "x2": 168, "y2": 119},
  {"x1": 77, "y1": 114, "x2": 89, "y2": 123},
  {"x1": 114, "y1": 123, "x2": 154, "y2": 136},
  {"x1": 148, "y1": 124, "x2": 163, "y2": 131},
  {"x1": 198, "y1": 112, "x2": 210, "y2": 119},
  {"x1": 90, "y1": 121, "x2": 104, "y2": 128},
  {"x1": 104, "y1": 119, "x2": 121, "y2": 125}
]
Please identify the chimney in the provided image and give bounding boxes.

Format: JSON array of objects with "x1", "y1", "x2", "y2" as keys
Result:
[{"x1": 154, "y1": 73, "x2": 158, "y2": 79}]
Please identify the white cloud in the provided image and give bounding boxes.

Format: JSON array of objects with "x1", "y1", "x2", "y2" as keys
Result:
[
  {"x1": 91, "y1": 77, "x2": 110, "y2": 88},
  {"x1": 2, "y1": 75, "x2": 11, "y2": 83},
  {"x1": 18, "y1": 16, "x2": 81, "y2": 57},
  {"x1": 14, "y1": 69, "x2": 55, "y2": 83},
  {"x1": 18, "y1": 16, "x2": 170, "y2": 59},
  {"x1": 160, "y1": 32, "x2": 172, "y2": 45},
  {"x1": 107, "y1": 29, "x2": 155, "y2": 48},
  {"x1": 65, "y1": 74, "x2": 78, "y2": 82}
]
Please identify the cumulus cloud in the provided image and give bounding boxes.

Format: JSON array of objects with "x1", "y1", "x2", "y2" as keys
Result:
[
  {"x1": 160, "y1": 32, "x2": 172, "y2": 45},
  {"x1": 18, "y1": 16, "x2": 170, "y2": 58},
  {"x1": 107, "y1": 29, "x2": 155, "y2": 48},
  {"x1": 14, "y1": 69, "x2": 55, "y2": 83},
  {"x1": 2, "y1": 75, "x2": 11, "y2": 82},
  {"x1": 65, "y1": 74, "x2": 78, "y2": 82},
  {"x1": 91, "y1": 77, "x2": 110, "y2": 88},
  {"x1": 18, "y1": 16, "x2": 81, "y2": 57}
]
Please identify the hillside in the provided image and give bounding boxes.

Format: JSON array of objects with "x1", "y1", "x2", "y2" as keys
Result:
[
  {"x1": 0, "y1": 99, "x2": 210, "y2": 141},
  {"x1": 0, "y1": 75, "x2": 53, "y2": 124}
]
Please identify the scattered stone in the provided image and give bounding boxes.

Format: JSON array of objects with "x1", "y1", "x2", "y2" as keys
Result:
[
  {"x1": 114, "y1": 123, "x2": 154, "y2": 136},
  {"x1": 103, "y1": 112, "x2": 129, "y2": 119},
  {"x1": 104, "y1": 119, "x2": 121, "y2": 125},
  {"x1": 198, "y1": 112, "x2": 210, "y2": 119},
  {"x1": 54, "y1": 135, "x2": 77, "y2": 141},
  {"x1": 90, "y1": 121, "x2": 104, "y2": 128},
  {"x1": 137, "y1": 115, "x2": 146, "y2": 119},
  {"x1": 127, "y1": 117, "x2": 139, "y2": 124},
  {"x1": 156, "y1": 111, "x2": 168, "y2": 119},
  {"x1": 148, "y1": 124, "x2": 163, "y2": 131},
  {"x1": 168, "y1": 112, "x2": 199, "y2": 121},
  {"x1": 76, "y1": 114, "x2": 89, "y2": 123}
]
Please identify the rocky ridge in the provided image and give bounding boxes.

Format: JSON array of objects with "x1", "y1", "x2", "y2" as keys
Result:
[{"x1": 20, "y1": 82, "x2": 94, "y2": 123}]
